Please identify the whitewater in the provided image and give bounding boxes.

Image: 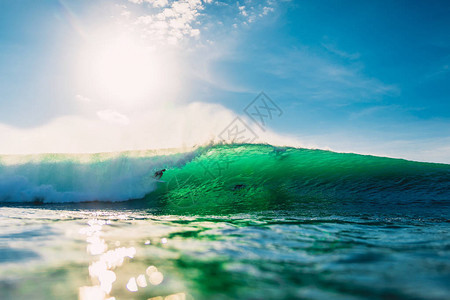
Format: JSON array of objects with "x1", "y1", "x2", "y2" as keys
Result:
[{"x1": 0, "y1": 147, "x2": 200, "y2": 203}]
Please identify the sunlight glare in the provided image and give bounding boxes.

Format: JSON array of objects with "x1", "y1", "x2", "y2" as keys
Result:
[{"x1": 77, "y1": 30, "x2": 181, "y2": 108}]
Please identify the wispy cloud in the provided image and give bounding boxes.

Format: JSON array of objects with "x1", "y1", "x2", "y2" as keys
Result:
[
  {"x1": 236, "y1": 1, "x2": 275, "y2": 25},
  {"x1": 75, "y1": 94, "x2": 92, "y2": 103},
  {"x1": 128, "y1": 0, "x2": 169, "y2": 7},
  {"x1": 424, "y1": 63, "x2": 450, "y2": 80},
  {"x1": 322, "y1": 43, "x2": 360, "y2": 60},
  {"x1": 348, "y1": 105, "x2": 399, "y2": 120},
  {"x1": 261, "y1": 48, "x2": 399, "y2": 105},
  {"x1": 97, "y1": 109, "x2": 130, "y2": 125}
]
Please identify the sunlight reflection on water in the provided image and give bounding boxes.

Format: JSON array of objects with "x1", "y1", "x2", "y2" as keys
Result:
[
  {"x1": 79, "y1": 217, "x2": 138, "y2": 299},
  {"x1": 78, "y1": 215, "x2": 173, "y2": 300}
]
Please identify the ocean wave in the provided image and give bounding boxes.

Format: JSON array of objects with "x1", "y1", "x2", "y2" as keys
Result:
[{"x1": 1, "y1": 144, "x2": 449, "y2": 204}]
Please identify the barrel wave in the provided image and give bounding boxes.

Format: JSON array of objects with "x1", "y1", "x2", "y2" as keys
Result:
[
  {"x1": 158, "y1": 144, "x2": 450, "y2": 212},
  {"x1": 1, "y1": 144, "x2": 449, "y2": 209}
]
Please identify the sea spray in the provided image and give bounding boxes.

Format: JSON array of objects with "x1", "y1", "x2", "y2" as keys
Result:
[{"x1": 0, "y1": 148, "x2": 201, "y2": 203}]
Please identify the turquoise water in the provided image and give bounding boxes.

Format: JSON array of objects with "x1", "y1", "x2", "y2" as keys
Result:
[{"x1": 1, "y1": 144, "x2": 449, "y2": 299}]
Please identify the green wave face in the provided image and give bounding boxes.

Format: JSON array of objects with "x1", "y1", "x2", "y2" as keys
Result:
[{"x1": 153, "y1": 144, "x2": 450, "y2": 214}]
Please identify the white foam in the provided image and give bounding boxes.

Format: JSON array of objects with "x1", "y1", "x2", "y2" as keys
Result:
[{"x1": 0, "y1": 149, "x2": 198, "y2": 203}]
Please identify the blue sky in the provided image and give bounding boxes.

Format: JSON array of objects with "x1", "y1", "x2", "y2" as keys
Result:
[{"x1": 0, "y1": 0, "x2": 449, "y2": 162}]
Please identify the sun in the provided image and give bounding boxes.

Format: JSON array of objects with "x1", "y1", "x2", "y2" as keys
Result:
[
  {"x1": 91, "y1": 36, "x2": 158, "y2": 100},
  {"x1": 76, "y1": 31, "x2": 181, "y2": 109}
]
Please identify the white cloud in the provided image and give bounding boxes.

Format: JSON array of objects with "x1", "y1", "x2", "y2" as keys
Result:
[
  {"x1": 127, "y1": 0, "x2": 209, "y2": 45},
  {"x1": 153, "y1": 0, "x2": 169, "y2": 7},
  {"x1": 261, "y1": 6, "x2": 274, "y2": 16},
  {"x1": 136, "y1": 15, "x2": 153, "y2": 24},
  {"x1": 239, "y1": 6, "x2": 248, "y2": 17},
  {"x1": 121, "y1": 10, "x2": 131, "y2": 18},
  {"x1": 97, "y1": 109, "x2": 130, "y2": 125},
  {"x1": 237, "y1": 1, "x2": 275, "y2": 24},
  {"x1": 75, "y1": 94, "x2": 92, "y2": 103},
  {"x1": 124, "y1": 0, "x2": 276, "y2": 46},
  {"x1": 190, "y1": 28, "x2": 200, "y2": 36},
  {"x1": 128, "y1": 0, "x2": 169, "y2": 7},
  {"x1": 0, "y1": 102, "x2": 301, "y2": 155}
]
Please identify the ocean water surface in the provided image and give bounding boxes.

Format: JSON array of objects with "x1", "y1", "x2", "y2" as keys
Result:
[{"x1": 1, "y1": 144, "x2": 449, "y2": 299}]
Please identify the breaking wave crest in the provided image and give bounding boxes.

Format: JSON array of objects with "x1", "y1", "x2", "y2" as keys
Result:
[{"x1": 1, "y1": 144, "x2": 449, "y2": 205}]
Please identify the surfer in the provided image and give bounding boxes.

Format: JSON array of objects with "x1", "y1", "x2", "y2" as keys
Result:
[{"x1": 154, "y1": 169, "x2": 166, "y2": 180}]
